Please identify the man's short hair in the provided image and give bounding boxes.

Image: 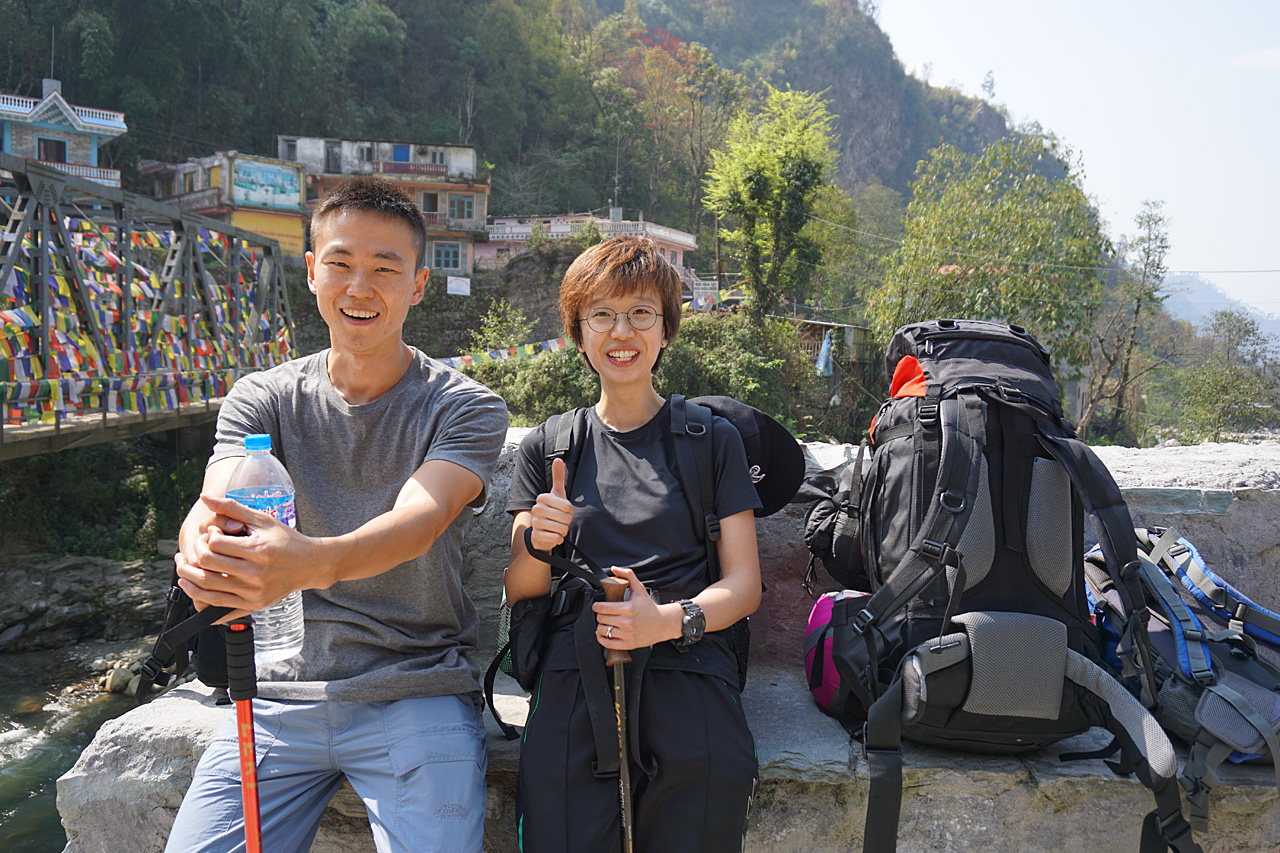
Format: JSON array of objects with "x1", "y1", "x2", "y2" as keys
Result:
[
  {"x1": 310, "y1": 177, "x2": 428, "y2": 269},
  {"x1": 560, "y1": 235, "x2": 683, "y2": 373}
]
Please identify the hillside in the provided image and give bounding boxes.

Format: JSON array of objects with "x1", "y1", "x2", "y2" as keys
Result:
[
  {"x1": 1, "y1": 0, "x2": 1006, "y2": 212},
  {"x1": 1163, "y1": 274, "x2": 1280, "y2": 340},
  {"x1": 603, "y1": 0, "x2": 1009, "y2": 191}
]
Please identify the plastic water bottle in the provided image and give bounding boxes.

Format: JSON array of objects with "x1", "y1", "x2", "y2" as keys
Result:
[{"x1": 225, "y1": 433, "x2": 304, "y2": 663}]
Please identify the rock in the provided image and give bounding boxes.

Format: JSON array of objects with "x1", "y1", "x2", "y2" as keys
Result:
[
  {"x1": 155, "y1": 540, "x2": 179, "y2": 558},
  {"x1": 104, "y1": 668, "x2": 132, "y2": 693},
  {"x1": 58, "y1": 670, "x2": 1280, "y2": 853},
  {"x1": 125, "y1": 674, "x2": 141, "y2": 698}
]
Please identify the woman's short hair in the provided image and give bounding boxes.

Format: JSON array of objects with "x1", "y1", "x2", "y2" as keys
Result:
[{"x1": 559, "y1": 235, "x2": 683, "y2": 372}]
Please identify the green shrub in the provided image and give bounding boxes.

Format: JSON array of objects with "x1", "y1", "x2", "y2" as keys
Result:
[
  {"x1": 465, "y1": 310, "x2": 833, "y2": 436},
  {"x1": 464, "y1": 349, "x2": 599, "y2": 426},
  {"x1": 656, "y1": 311, "x2": 814, "y2": 431}
]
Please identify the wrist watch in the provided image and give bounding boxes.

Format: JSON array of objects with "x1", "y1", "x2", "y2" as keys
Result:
[{"x1": 674, "y1": 599, "x2": 705, "y2": 650}]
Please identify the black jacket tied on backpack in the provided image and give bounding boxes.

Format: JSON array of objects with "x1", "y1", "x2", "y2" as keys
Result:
[{"x1": 802, "y1": 319, "x2": 1201, "y2": 853}]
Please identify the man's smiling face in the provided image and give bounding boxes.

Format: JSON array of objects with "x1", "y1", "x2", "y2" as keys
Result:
[{"x1": 306, "y1": 209, "x2": 428, "y2": 358}]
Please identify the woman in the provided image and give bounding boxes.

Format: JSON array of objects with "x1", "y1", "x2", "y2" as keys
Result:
[{"x1": 504, "y1": 235, "x2": 762, "y2": 852}]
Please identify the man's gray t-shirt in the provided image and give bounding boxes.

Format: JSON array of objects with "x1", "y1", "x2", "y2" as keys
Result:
[{"x1": 210, "y1": 348, "x2": 508, "y2": 702}]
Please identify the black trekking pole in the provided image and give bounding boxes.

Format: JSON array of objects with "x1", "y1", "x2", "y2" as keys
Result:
[
  {"x1": 600, "y1": 577, "x2": 634, "y2": 853},
  {"x1": 521, "y1": 529, "x2": 634, "y2": 848},
  {"x1": 225, "y1": 617, "x2": 263, "y2": 853}
]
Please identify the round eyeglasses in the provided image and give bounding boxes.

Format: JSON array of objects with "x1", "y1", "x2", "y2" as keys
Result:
[{"x1": 579, "y1": 306, "x2": 663, "y2": 333}]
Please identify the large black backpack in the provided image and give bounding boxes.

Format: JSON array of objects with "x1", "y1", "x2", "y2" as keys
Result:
[{"x1": 802, "y1": 319, "x2": 1200, "y2": 852}]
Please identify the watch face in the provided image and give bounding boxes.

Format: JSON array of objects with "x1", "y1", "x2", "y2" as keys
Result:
[{"x1": 682, "y1": 602, "x2": 706, "y2": 641}]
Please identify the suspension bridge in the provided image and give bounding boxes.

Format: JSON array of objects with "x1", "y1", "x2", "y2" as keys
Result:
[{"x1": 0, "y1": 152, "x2": 297, "y2": 461}]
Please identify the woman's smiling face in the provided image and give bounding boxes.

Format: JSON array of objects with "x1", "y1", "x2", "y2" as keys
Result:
[{"x1": 577, "y1": 290, "x2": 665, "y2": 384}]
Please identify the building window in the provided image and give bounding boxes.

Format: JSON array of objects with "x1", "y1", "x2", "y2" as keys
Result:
[
  {"x1": 283, "y1": 138, "x2": 297, "y2": 160},
  {"x1": 434, "y1": 243, "x2": 462, "y2": 270},
  {"x1": 358, "y1": 145, "x2": 374, "y2": 162},
  {"x1": 38, "y1": 138, "x2": 67, "y2": 163},
  {"x1": 421, "y1": 192, "x2": 439, "y2": 213},
  {"x1": 448, "y1": 194, "x2": 473, "y2": 220},
  {"x1": 183, "y1": 172, "x2": 195, "y2": 193},
  {"x1": 393, "y1": 144, "x2": 410, "y2": 162},
  {"x1": 429, "y1": 149, "x2": 446, "y2": 165},
  {"x1": 325, "y1": 142, "x2": 341, "y2": 173}
]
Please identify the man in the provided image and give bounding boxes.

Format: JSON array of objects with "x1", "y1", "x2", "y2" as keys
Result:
[{"x1": 165, "y1": 177, "x2": 508, "y2": 853}]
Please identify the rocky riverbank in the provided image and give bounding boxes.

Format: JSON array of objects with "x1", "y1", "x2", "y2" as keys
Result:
[{"x1": 0, "y1": 543, "x2": 177, "y2": 653}]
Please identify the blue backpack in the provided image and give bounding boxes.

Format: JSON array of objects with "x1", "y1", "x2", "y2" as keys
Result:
[{"x1": 1085, "y1": 526, "x2": 1280, "y2": 833}]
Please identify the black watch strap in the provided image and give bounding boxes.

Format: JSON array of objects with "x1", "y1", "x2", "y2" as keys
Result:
[{"x1": 674, "y1": 599, "x2": 705, "y2": 650}]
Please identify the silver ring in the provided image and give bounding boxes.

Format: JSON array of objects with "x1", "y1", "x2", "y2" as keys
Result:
[{"x1": 606, "y1": 625, "x2": 614, "y2": 640}]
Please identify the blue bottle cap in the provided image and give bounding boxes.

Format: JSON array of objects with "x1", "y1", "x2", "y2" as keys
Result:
[{"x1": 244, "y1": 434, "x2": 272, "y2": 451}]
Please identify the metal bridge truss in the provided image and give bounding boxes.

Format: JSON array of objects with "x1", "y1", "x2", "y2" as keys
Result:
[{"x1": 0, "y1": 152, "x2": 296, "y2": 451}]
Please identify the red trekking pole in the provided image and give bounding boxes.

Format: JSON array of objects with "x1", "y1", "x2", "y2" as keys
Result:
[{"x1": 226, "y1": 618, "x2": 263, "y2": 853}]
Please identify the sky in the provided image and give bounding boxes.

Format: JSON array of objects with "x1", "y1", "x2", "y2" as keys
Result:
[{"x1": 876, "y1": 0, "x2": 1280, "y2": 317}]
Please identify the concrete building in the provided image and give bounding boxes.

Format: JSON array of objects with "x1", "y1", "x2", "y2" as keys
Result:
[
  {"x1": 277, "y1": 136, "x2": 488, "y2": 273},
  {"x1": 0, "y1": 78, "x2": 127, "y2": 187},
  {"x1": 139, "y1": 152, "x2": 308, "y2": 256},
  {"x1": 476, "y1": 209, "x2": 701, "y2": 287}
]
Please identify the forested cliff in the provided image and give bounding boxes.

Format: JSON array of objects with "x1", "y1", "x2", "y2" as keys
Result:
[{"x1": 1, "y1": 0, "x2": 1005, "y2": 234}]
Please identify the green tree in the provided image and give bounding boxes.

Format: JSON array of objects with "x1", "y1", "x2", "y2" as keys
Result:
[
  {"x1": 468, "y1": 299, "x2": 535, "y2": 354},
  {"x1": 703, "y1": 84, "x2": 839, "y2": 322},
  {"x1": 1078, "y1": 200, "x2": 1173, "y2": 440},
  {"x1": 1179, "y1": 310, "x2": 1280, "y2": 442},
  {"x1": 870, "y1": 135, "x2": 1110, "y2": 372}
]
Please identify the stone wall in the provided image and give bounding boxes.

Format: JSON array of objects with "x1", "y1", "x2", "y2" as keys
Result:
[{"x1": 55, "y1": 436, "x2": 1280, "y2": 851}]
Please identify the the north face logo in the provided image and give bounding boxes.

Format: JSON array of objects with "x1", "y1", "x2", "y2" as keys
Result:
[{"x1": 433, "y1": 803, "x2": 469, "y2": 820}]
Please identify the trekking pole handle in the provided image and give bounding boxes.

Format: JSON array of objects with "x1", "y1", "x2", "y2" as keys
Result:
[
  {"x1": 601, "y1": 578, "x2": 631, "y2": 666},
  {"x1": 226, "y1": 617, "x2": 258, "y2": 702}
]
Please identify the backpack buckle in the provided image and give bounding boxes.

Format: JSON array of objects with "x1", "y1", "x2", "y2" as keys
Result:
[
  {"x1": 920, "y1": 539, "x2": 945, "y2": 560},
  {"x1": 139, "y1": 658, "x2": 170, "y2": 687},
  {"x1": 166, "y1": 586, "x2": 185, "y2": 603},
  {"x1": 705, "y1": 514, "x2": 721, "y2": 542},
  {"x1": 918, "y1": 403, "x2": 939, "y2": 425},
  {"x1": 852, "y1": 608, "x2": 877, "y2": 633}
]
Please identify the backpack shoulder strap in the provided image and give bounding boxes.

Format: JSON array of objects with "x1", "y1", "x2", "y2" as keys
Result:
[
  {"x1": 670, "y1": 395, "x2": 720, "y2": 578},
  {"x1": 136, "y1": 576, "x2": 231, "y2": 704},
  {"x1": 1036, "y1": 430, "x2": 1161, "y2": 707},
  {"x1": 1064, "y1": 649, "x2": 1203, "y2": 852},
  {"x1": 1133, "y1": 553, "x2": 1215, "y2": 685},
  {"x1": 857, "y1": 394, "x2": 986, "y2": 632},
  {"x1": 1154, "y1": 529, "x2": 1280, "y2": 645},
  {"x1": 545, "y1": 407, "x2": 588, "y2": 497}
]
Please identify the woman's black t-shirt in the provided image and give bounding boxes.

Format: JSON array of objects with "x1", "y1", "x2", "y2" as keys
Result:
[{"x1": 506, "y1": 399, "x2": 762, "y2": 681}]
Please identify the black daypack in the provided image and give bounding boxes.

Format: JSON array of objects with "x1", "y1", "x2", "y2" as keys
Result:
[
  {"x1": 485, "y1": 394, "x2": 804, "y2": 739},
  {"x1": 135, "y1": 570, "x2": 233, "y2": 704},
  {"x1": 801, "y1": 319, "x2": 1198, "y2": 853},
  {"x1": 1086, "y1": 527, "x2": 1280, "y2": 834}
]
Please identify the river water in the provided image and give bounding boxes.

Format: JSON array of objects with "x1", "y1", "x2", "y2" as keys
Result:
[{"x1": 0, "y1": 648, "x2": 134, "y2": 852}]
